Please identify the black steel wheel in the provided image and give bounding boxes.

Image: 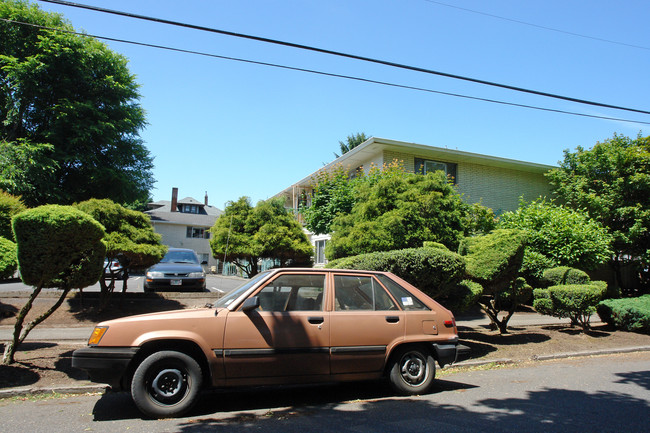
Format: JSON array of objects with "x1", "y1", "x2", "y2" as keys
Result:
[
  {"x1": 388, "y1": 346, "x2": 435, "y2": 395},
  {"x1": 131, "y1": 350, "x2": 202, "y2": 418}
]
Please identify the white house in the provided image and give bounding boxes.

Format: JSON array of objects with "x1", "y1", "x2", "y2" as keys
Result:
[{"x1": 146, "y1": 188, "x2": 222, "y2": 270}]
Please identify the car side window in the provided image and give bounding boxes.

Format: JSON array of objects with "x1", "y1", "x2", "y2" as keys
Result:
[
  {"x1": 256, "y1": 274, "x2": 325, "y2": 312},
  {"x1": 376, "y1": 274, "x2": 430, "y2": 311},
  {"x1": 334, "y1": 275, "x2": 398, "y2": 311}
]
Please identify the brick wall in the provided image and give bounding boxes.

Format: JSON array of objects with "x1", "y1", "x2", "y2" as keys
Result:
[{"x1": 379, "y1": 150, "x2": 551, "y2": 214}]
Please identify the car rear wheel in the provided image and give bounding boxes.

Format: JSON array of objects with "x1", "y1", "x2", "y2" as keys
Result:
[
  {"x1": 388, "y1": 346, "x2": 435, "y2": 395},
  {"x1": 131, "y1": 350, "x2": 202, "y2": 418}
]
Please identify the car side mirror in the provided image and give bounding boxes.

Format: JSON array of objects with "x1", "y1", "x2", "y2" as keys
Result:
[
  {"x1": 241, "y1": 296, "x2": 260, "y2": 312},
  {"x1": 201, "y1": 261, "x2": 208, "y2": 265}
]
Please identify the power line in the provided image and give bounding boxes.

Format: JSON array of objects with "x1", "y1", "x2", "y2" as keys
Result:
[
  {"x1": 37, "y1": 0, "x2": 650, "y2": 116},
  {"x1": 3, "y1": 17, "x2": 649, "y2": 127},
  {"x1": 423, "y1": 0, "x2": 650, "y2": 51}
]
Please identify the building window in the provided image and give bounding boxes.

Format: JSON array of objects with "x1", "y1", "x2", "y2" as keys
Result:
[
  {"x1": 415, "y1": 158, "x2": 457, "y2": 183},
  {"x1": 315, "y1": 240, "x2": 326, "y2": 265},
  {"x1": 198, "y1": 253, "x2": 209, "y2": 264},
  {"x1": 182, "y1": 204, "x2": 199, "y2": 214},
  {"x1": 187, "y1": 226, "x2": 210, "y2": 239}
]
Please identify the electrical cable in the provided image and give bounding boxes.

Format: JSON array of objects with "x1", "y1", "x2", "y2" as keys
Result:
[
  {"x1": 423, "y1": 0, "x2": 650, "y2": 51},
  {"x1": 37, "y1": 0, "x2": 650, "y2": 116},
  {"x1": 2, "y1": 17, "x2": 649, "y2": 126}
]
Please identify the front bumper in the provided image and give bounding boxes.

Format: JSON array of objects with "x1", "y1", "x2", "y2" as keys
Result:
[
  {"x1": 72, "y1": 346, "x2": 139, "y2": 390},
  {"x1": 144, "y1": 278, "x2": 206, "y2": 291}
]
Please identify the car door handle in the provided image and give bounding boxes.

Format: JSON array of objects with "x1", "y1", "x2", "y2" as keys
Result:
[
  {"x1": 385, "y1": 316, "x2": 400, "y2": 323},
  {"x1": 308, "y1": 316, "x2": 324, "y2": 324}
]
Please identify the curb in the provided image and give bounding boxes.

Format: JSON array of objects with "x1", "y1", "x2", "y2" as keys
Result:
[
  {"x1": 2, "y1": 346, "x2": 650, "y2": 399},
  {"x1": 0, "y1": 384, "x2": 108, "y2": 399},
  {"x1": 446, "y1": 345, "x2": 650, "y2": 369}
]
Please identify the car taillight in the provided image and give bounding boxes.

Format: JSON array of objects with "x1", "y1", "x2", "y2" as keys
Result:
[{"x1": 444, "y1": 318, "x2": 457, "y2": 333}]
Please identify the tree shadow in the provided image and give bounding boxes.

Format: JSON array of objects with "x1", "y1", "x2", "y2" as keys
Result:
[
  {"x1": 142, "y1": 385, "x2": 649, "y2": 432},
  {"x1": 67, "y1": 292, "x2": 185, "y2": 322},
  {"x1": 0, "y1": 301, "x2": 18, "y2": 319},
  {"x1": 615, "y1": 370, "x2": 650, "y2": 391},
  {"x1": 542, "y1": 323, "x2": 612, "y2": 338},
  {"x1": 54, "y1": 349, "x2": 90, "y2": 381},
  {"x1": 0, "y1": 342, "x2": 56, "y2": 389},
  {"x1": 91, "y1": 378, "x2": 477, "y2": 421}
]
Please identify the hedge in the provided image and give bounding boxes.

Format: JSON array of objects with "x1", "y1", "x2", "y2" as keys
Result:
[
  {"x1": 328, "y1": 246, "x2": 466, "y2": 300},
  {"x1": 542, "y1": 266, "x2": 591, "y2": 286},
  {"x1": 597, "y1": 295, "x2": 650, "y2": 334},
  {"x1": 533, "y1": 282, "x2": 607, "y2": 329}
]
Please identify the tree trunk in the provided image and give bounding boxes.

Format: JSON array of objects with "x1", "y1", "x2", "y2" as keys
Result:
[{"x1": 2, "y1": 284, "x2": 43, "y2": 365}]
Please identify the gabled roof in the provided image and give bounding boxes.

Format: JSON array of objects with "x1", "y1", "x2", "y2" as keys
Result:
[{"x1": 146, "y1": 198, "x2": 222, "y2": 227}]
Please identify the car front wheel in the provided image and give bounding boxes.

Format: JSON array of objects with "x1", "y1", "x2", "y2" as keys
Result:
[
  {"x1": 131, "y1": 350, "x2": 202, "y2": 418},
  {"x1": 388, "y1": 346, "x2": 435, "y2": 395}
]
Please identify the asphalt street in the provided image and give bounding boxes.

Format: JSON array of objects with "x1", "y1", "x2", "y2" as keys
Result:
[{"x1": 0, "y1": 352, "x2": 648, "y2": 432}]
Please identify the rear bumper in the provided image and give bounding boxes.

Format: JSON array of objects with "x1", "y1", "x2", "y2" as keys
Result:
[
  {"x1": 432, "y1": 343, "x2": 471, "y2": 367},
  {"x1": 72, "y1": 346, "x2": 139, "y2": 390}
]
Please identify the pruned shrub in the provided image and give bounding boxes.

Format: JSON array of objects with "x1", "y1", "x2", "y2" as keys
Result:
[
  {"x1": 460, "y1": 229, "x2": 527, "y2": 333},
  {"x1": 533, "y1": 282, "x2": 608, "y2": 330},
  {"x1": 328, "y1": 246, "x2": 466, "y2": 300},
  {"x1": 542, "y1": 266, "x2": 591, "y2": 286},
  {"x1": 0, "y1": 237, "x2": 17, "y2": 280},
  {"x1": 520, "y1": 250, "x2": 556, "y2": 289},
  {"x1": 446, "y1": 279, "x2": 483, "y2": 312},
  {"x1": 597, "y1": 295, "x2": 650, "y2": 334}
]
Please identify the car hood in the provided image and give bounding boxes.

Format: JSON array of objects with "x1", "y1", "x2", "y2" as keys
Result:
[{"x1": 147, "y1": 262, "x2": 203, "y2": 274}]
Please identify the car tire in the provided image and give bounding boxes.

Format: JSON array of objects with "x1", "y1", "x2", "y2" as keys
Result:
[
  {"x1": 131, "y1": 350, "x2": 202, "y2": 418},
  {"x1": 388, "y1": 346, "x2": 435, "y2": 395}
]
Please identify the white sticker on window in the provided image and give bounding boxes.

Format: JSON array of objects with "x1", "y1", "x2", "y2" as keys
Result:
[{"x1": 402, "y1": 297, "x2": 414, "y2": 306}]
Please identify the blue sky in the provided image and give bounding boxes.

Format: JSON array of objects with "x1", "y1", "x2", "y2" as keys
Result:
[{"x1": 35, "y1": 0, "x2": 649, "y2": 209}]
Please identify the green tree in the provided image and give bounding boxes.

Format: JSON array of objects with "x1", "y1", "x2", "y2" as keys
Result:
[
  {"x1": 210, "y1": 197, "x2": 313, "y2": 278},
  {"x1": 0, "y1": 189, "x2": 25, "y2": 241},
  {"x1": 74, "y1": 199, "x2": 166, "y2": 306},
  {"x1": 326, "y1": 169, "x2": 468, "y2": 259},
  {"x1": 546, "y1": 134, "x2": 650, "y2": 289},
  {"x1": 3, "y1": 204, "x2": 105, "y2": 364},
  {"x1": 460, "y1": 229, "x2": 530, "y2": 334},
  {"x1": 499, "y1": 198, "x2": 613, "y2": 271},
  {"x1": 0, "y1": 0, "x2": 154, "y2": 206},
  {"x1": 334, "y1": 132, "x2": 369, "y2": 158},
  {"x1": 301, "y1": 164, "x2": 360, "y2": 235}
]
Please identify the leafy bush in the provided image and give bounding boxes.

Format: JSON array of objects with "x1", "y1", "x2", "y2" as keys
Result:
[
  {"x1": 542, "y1": 266, "x2": 591, "y2": 286},
  {"x1": 0, "y1": 191, "x2": 26, "y2": 241},
  {"x1": 499, "y1": 198, "x2": 613, "y2": 270},
  {"x1": 533, "y1": 282, "x2": 608, "y2": 330},
  {"x1": 328, "y1": 246, "x2": 466, "y2": 300},
  {"x1": 520, "y1": 250, "x2": 556, "y2": 289},
  {"x1": 597, "y1": 295, "x2": 650, "y2": 334},
  {"x1": 0, "y1": 237, "x2": 17, "y2": 279}
]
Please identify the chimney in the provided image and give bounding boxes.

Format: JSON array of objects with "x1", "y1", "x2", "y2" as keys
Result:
[
  {"x1": 204, "y1": 191, "x2": 208, "y2": 206},
  {"x1": 171, "y1": 187, "x2": 178, "y2": 212}
]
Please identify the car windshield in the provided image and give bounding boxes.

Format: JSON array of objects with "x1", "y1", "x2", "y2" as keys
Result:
[
  {"x1": 213, "y1": 271, "x2": 271, "y2": 308},
  {"x1": 160, "y1": 250, "x2": 198, "y2": 264}
]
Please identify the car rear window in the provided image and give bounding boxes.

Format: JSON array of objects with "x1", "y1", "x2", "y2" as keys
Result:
[{"x1": 376, "y1": 274, "x2": 429, "y2": 311}]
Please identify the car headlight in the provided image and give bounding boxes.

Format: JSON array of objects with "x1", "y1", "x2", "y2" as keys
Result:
[
  {"x1": 188, "y1": 272, "x2": 205, "y2": 278},
  {"x1": 146, "y1": 271, "x2": 164, "y2": 278}
]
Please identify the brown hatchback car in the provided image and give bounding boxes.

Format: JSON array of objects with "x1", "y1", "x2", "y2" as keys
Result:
[{"x1": 72, "y1": 268, "x2": 468, "y2": 418}]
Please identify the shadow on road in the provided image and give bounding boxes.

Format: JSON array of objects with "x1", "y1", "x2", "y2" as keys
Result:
[{"x1": 91, "y1": 379, "x2": 477, "y2": 421}]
